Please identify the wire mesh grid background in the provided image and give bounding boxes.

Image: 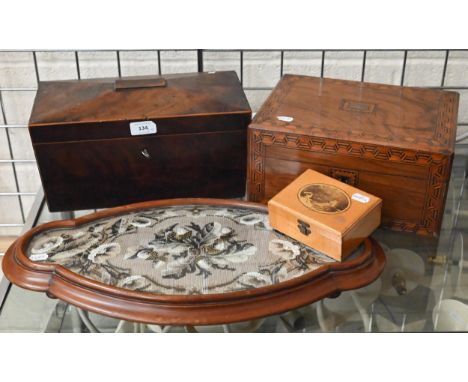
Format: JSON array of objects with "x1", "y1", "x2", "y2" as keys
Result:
[{"x1": 1, "y1": 49, "x2": 468, "y2": 235}]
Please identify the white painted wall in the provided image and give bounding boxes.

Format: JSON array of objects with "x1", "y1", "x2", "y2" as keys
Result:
[{"x1": 0, "y1": 50, "x2": 467, "y2": 235}]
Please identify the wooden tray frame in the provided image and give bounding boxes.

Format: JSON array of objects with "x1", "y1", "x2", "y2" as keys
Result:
[{"x1": 2, "y1": 198, "x2": 385, "y2": 325}]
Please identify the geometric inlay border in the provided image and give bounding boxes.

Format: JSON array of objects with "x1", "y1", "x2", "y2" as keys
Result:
[{"x1": 247, "y1": 129, "x2": 452, "y2": 236}]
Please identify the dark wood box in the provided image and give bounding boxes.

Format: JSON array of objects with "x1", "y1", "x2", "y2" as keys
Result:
[
  {"x1": 29, "y1": 71, "x2": 251, "y2": 212},
  {"x1": 247, "y1": 75, "x2": 459, "y2": 236}
]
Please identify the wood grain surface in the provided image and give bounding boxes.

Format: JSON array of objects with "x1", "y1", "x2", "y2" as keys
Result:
[
  {"x1": 268, "y1": 169, "x2": 382, "y2": 261},
  {"x1": 1, "y1": 198, "x2": 385, "y2": 325},
  {"x1": 247, "y1": 75, "x2": 458, "y2": 236},
  {"x1": 28, "y1": 71, "x2": 251, "y2": 211}
]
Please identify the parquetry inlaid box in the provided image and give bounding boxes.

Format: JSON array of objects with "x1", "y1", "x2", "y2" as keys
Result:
[
  {"x1": 247, "y1": 75, "x2": 459, "y2": 236},
  {"x1": 268, "y1": 169, "x2": 382, "y2": 261}
]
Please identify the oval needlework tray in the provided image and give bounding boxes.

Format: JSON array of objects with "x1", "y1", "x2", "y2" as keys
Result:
[{"x1": 2, "y1": 198, "x2": 385, "y2": 325}]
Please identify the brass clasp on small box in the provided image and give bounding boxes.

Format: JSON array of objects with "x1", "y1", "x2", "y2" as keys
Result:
[{"x1": 297, "y1": 219, "x2": 311, "y2": 236}]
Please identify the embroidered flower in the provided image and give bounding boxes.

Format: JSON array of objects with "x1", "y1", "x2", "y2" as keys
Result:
[
  {"x1": 210, "y1": 244, "x2": 257, "y2": 265},
  {"x1": 117, "y1": 275, "x2": 150, "y2": 291},
  {"x1": 220, "y1": 227, "x2": 233, "y2": 236},
  {"x1": 130, "y1": 216, "x2": 153, "y2": 228},
  {"x1": 239, "y1": 214, "x2": 264, "y2": 225},
  {"x1": 237, "y1": 272, "x2": 272, "y2": 288},
  {"x1": 269, "y1": 239, "x2": 301, "y2": 260},
  {"x1": 161, "y1": 253, "x2": 196, "y2": 279},
  {"x1": 31, "y1": 236, "x2": 64, "y2": 255},
  {"x1": 146, "y1": 222, "x2": 258, "y2": 279},
  {"x1": 213, "y1": 208, "x2": 235, "y2": 217},
  {"x1": 124, "y1": 244, "x2": 171, "y2": 269},
  {"x1": 51, "y1": 233, "x2": 102, "y2": 261},
  {"x1": 72, "y1": 231, "x2": 86, "y2": 239},
  {"x1": 269, "y1": 237, "x2": 334, "y2": 275},
  {"x1": 26, "y1": 205, "x2": 337, "y2": 295},
  {"x1": 88, "y1": 243, "x2": 121, "y2": 263}
]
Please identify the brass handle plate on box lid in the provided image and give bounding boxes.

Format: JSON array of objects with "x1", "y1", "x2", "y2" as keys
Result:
[{"x1": 114, "y1": 77, "x2": 167, "y2": 91}]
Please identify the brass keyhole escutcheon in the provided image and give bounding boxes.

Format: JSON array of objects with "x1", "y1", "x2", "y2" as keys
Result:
[
  {"x1": 141, "y1": 149, "x2": 151, "y2": 159},
  {"x1": 336, "y1": 175, "x2": 352, "y2": 184},
  {"x1": 297, "y1": 219, "x2": 311, "y2": 236}
]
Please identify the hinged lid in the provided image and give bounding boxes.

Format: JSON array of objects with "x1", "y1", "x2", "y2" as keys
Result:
[
  {"x1": 29, "y1": 71, "x2": 251, "y2": 144},
  {"x1": 268, "y1": 169, "x2": 382, "y2": 238},
  {"x1": 30, "y1": 71, "x2": 250, "y2": 125},
  {"x1": 251, "y1": 75, "x2": 459, "y2": 154}
]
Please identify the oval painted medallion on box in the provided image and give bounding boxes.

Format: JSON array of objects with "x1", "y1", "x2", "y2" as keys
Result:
[{"x1": 298, "y1": 183, "x2": 351, "y2": 214}]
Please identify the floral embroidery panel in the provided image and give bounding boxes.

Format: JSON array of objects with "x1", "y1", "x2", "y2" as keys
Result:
[{"x1": 26, "y1": 205, "x2": 347, "y2": 295}]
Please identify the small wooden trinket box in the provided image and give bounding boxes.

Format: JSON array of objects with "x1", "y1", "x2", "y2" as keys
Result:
[{"x1": 268, "y1": 169, "x2": 382, "y2": 261}]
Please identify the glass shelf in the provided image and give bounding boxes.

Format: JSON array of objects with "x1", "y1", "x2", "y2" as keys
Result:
[{"x1": 1, "y1": 147, "x2": 467, "y2": 333}]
